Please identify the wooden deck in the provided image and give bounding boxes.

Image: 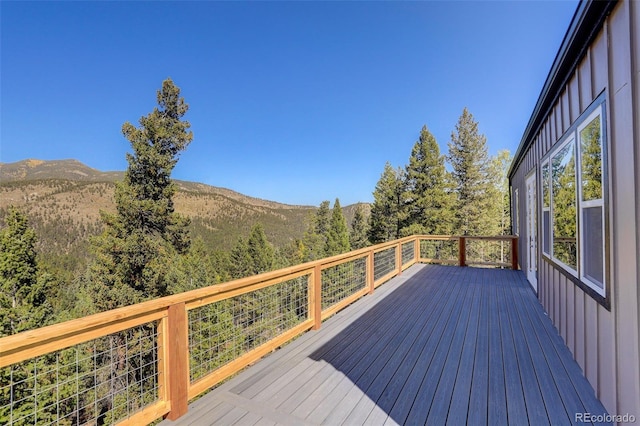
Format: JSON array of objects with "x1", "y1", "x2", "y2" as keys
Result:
[{"x1": 160, "y1": 264, "x2": 610, "y2": 426}]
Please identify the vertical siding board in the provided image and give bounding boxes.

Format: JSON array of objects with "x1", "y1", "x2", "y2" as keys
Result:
[
  {"x1": 591, "y1": 29, "x2": 609, "y2": 95},
  {"x1": 567, "y1": 284, "x2": 575, "y2": 355},
  {"x1": 560, "y1": 277, "x2": 567, "y2": 343},
  {"x1": 579, "y1": 51, "x2": 593, "y2": 111},
  {"x1": 584, "y1": 299, "x2": 599, "y2": 391},
  {"x1": 562, "y1": 89, "x2": 571, "y2": 134},
  {"x1": 609, "y1": 1, "x2": 640, "y2": 416},
  {"x1": 568, "y1": 74, "x2": 580, "y2": 123},
  {"x1": 553, "y1": 269, "x2": 560, "y2": 327},
  {"x1": 597, "y1": 304, "x2": 616, "y2": 413},
  {"x1": 575, "y1": 290, "x2": 586, "y2": 371}
]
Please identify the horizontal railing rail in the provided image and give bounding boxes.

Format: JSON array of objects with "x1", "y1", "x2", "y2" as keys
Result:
[{"x1": 0, "y1": 234, "x2": 517, "y2": 425}]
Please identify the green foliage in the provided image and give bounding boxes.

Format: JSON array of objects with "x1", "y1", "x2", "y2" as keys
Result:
[
  {"x1": 403, "y1": 125, "x2": 455, "y2": 235},
  {"x1": 229, "y1": 223, "x2": 275, "y2": 279},
  {"x1": 368, "y1": 163, "x2": 407, "y2": 243},
  {"x1": 87, "y1": 78, "x2": 193, "y2": 311},
  {"x1": 0, "y1": 207, "x2": 51, "y2": 336},
  {"x1": 447, "y1": 108, "x2": 495, "y2": 235},
  {"x1": 301, "y1": 200, "x2": 331, "y2": 261},
  {"x1": 349, "y1": 204, "x2": 369, "y2": 250},
  {"x1": 325, "y1": 199, "x2": 351, "y2": 256}
]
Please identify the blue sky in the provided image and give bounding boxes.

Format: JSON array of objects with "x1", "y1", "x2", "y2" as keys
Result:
[{"x1": 1, "y1": 1, "x2": 578, "y2": 206}]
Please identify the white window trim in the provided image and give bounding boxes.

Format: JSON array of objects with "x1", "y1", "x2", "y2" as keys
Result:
[
  {"x1": 541, "y1": 160, "x2": 551, "y2": 256},
  {"x1": 576, "y1": 105, "x2": 606, "y2": 296},
  {"x1": 514, "y1": 188, "x2": 519, "y2": 236},
  {"x1": 549, "y1": 134, "x2": 579, "y2": 278},
  {"x1": 540, "y1": 98, "x2": 608, "y2": 300}
]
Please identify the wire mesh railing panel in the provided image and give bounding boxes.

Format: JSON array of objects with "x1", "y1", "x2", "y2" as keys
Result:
[
  {"x1": 188, "y1": 275, "x2": 309, "y2": 383},
  {"x1": 1, "y1": 323, "x2": 159, "y2": 426},
  {"x1": 401, "y1": 241, "x2": 415, "y2": 266},
  {"x1": 320, "y1": 257, "x2": 367, "y2": 311},
  {"x1": 419, "y1": 239, "x2": 458, "y2": 263},
  {"x1": 374, "y1": 247, "x2": 396, "y2": 281},
  {"x1": 466, "y1": 239, "x2": 512, "y2": 267}
]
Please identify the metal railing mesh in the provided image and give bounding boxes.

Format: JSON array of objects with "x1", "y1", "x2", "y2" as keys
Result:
[
  {"x1": 374, "y1": 247, "x2": 396, "y2": 281},
  {"x1": 0, "y1": 323, "x2": 159, "y2": 426},
  {"x1": 188, "y1": 275, "x2": 309, "y2": 383},
  {"x1": 466, "y1": 239, "x2": 512, "y2": 267},
  {"x1": 401, "y1": 241, "x2": 414, "y2": 266},
  {"x1": 321, "y1": 257, "x2": 367, "y2": 310},
  {"x1": 419, "y1": 239, "x2": 458, "y2": 263}
]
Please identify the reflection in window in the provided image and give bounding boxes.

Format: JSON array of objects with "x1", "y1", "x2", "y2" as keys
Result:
[
  {"x1": 580, "y1": 116, "x2": 602, "y2": 201},
  {"x1": 579, "y1": 110, "x2": 605, "y2": 290},
  {"x1": 542, "y1": 161, "x2": 550, "y2": 255},
  {"x1": 552, "y1": 140, "x2": 577, "y2": 270}
]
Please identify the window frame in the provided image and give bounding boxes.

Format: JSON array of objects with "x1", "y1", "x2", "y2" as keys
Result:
[
  {"x1": 549, "y1": 134, "x2": 579, "y2": 277},
  {"x1": 539, "y1": 93, "x2": 608, "y2": 303},
  {"x1": 576, "y1": 105, "x2": 606, "y2": 296}
]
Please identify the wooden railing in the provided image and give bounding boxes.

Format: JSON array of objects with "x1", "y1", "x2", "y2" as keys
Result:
[{"x1": 0, "y1": 235, "x2": 517, "y2": 425}]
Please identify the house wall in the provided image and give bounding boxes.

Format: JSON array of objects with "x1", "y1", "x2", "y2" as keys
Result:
[{"x1": 510, "y1": 0, "x2": 640, "y2": 417}]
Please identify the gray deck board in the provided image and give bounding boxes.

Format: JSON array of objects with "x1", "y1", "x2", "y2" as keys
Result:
[{"x1": 160, "y1": 264, "x2": 610, "y2": 426}]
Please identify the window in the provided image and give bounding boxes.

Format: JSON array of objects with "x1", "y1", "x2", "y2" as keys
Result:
[
  {"x1": 541, "y1": 96, "x2": 607, "y2": 298},
  {"x1": 542, "y1": 161, "x2": 550, "y2": 255},
  {"x1": 551, "y1": 136, "x2": 577, "y2": 272},
  {"x1": 578, "y1": 108, "x2": 605, "y2": 293}
]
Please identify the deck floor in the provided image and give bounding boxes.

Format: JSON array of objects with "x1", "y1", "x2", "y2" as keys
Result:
[{"x1": 161, "y1": 264, "x2": 610, "y2": 425}]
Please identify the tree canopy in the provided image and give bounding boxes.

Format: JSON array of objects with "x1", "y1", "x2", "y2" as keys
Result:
[{"x1": 87, "y1": 78, "x2": 193, "y2": 311}]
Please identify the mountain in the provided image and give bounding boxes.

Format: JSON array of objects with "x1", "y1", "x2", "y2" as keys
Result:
[{"x1": 0, "y1": 159, "x2": 368, "y2": 278}]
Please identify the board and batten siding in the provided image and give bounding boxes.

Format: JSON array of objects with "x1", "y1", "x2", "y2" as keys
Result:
[{"x1": 509, "y1": 0, "x2": 639, "y2": 418}]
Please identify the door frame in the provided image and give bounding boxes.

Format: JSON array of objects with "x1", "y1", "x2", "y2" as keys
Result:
[{"x1": 525, "y1": 170, "x2": 538, "y2": 292}]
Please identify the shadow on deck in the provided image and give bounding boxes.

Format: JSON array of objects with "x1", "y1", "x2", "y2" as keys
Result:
[{"x1": 161, "y1": 264, "x2": 609, "y2": 426}]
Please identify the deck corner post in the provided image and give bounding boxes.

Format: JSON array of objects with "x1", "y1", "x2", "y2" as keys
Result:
[
  {"x1": 396, "y1": 242, "x2": 402, "y2": 276},
  {"x1": 312, "y1": 264, "x2": 322, "y2": 330},
  {"x1": 511, "y1": 237, "x2": 519, "y2": 270},
  {"x1": 414, "y1": 236, "x2": 420, "y2": 264},
  {"x1": 459, "y1": 236, "x2": 466, "y2": 267},
  {"x1": 165, "y1": 303, "x2": 189, "y2": 421}
]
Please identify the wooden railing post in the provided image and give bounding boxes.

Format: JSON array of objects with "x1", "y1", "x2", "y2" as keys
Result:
[
  {"x1": 312, "y1": 265, "x2": 322, "y2": 330},
  {"x1": 414, "y1": 237, "x2": 420, "y2": 263},
  {"x1": 165, "y1": 303, "x2": 189, "y2": 421},
  {"x1": 367, "y1": 249, "x2": 375, "y2": 295},
  {"x1": 396, "y1": 242, "x2": 402, "y2": 275},
  {"x1": 459, "y1": 237, "x2": 466, "y2": 267},
  {"x1": 511, "y1": 237, "x2": 519, "y2": 270}
]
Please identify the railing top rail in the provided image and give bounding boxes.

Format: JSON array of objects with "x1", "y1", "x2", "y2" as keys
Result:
[{"x1": 0, "y1": 234, "x2": 517, "y2": 367}]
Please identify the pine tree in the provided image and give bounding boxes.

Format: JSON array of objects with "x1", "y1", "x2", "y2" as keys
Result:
[
  {"x1": 404, "y1": 125, "x2": 455, "y2": 235},
  {"x1": 325, "y1": 199, "x2": 351, "y2": 256},
  {"x1": 229, "y1": 224, "x2": 275, "y2": 279},
  {"x1": 301, "y1": 201, "x2": 331, "y2": 261},
  {"x1": 0, "y1": 207, "x2": 51, "y2": 336},
  {"x1": 447, "y1": 108, "x2": 494, "y2": 235},
  {"x1": 87, "y1": 78, "x2": 193, "y2": 311},
  {"x1": 368, "y1": 163, "x2": 407, "y2": 243},
  {"x1": 490, "y1": 150, "x2": 513, "y2": 236},
  {"x1": 349, "y1": 204, "x2": 369, "y2": 250}
]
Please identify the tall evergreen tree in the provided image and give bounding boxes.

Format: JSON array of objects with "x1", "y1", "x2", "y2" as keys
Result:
[
  {"x1": 301, "y1": 200, "x2": 331, "y2": 261},
  {"x1": 404, "y1": 125, "x2": 455, "y2": 235},
  {"x1": 325, "y1": 199, "x2": 351, "y2": 256},
  {"x1": 368, "y1": 163, "x2": 407, "y2": 243},
  {"x1": 490, "y1": 150, "x2": 513, "y2": 236},
  {"x1": 0, "y1": 207, "x2": 51, "y2": 336},
  {"x1": 349, "y1": 204, "x2": 369, "y2": 250},
  {"x1": 229, "y1": 224, "x2": 275, "y2": 279},
  {"x1": 447, "y1": 108, "x2": 493, "y2": 235},
  {"x1": 87, "y1": 78, "x2": 193, "y2": 311}
]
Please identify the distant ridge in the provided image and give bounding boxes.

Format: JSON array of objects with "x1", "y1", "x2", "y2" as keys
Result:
[
  {"x1": 0, "y1": 159, "x2": 368, "y2": 271},
  {"x1": 0, "y1": 158, "x2": 311, "y2": 209}
]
